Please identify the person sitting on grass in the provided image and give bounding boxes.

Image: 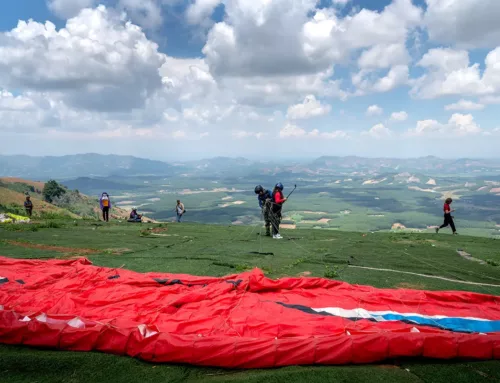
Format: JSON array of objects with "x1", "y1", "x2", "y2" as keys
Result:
[
  {"x1": 128, "y1": 207, "x2": 142, "y2": 222},
  {"x1": 24, "y1": 195, "x2": 33, "y2": 217},
  {"x1": 436, "y1": 198, "x2": 457, "y2": 235}
]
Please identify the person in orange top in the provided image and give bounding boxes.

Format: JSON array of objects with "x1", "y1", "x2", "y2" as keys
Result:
[
  {"x1": 99, "y1": 192, "x2": 111, "y2": 222},
  {"x1": 436, "y1": 198, "x2": 457, "y2": 234},
  {"x1": 271, "y1": 183, "x2": 287, "y2": 239}
]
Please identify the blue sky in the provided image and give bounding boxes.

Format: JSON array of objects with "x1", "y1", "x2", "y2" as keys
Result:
[{"x1": 1, "y1": 0, "x2": 500, "y2": 160}]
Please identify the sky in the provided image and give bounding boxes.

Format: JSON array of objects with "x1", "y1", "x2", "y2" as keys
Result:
[{"x1": 1, "y1": 0, "x2": 500, "y2": 161}]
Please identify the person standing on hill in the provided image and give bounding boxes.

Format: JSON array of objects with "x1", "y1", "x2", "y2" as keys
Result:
[
  {"x1": 24, "y1": 195, "x2": 33, "y2": 217},
  {"x1": 255, "y1": 185, "x2": 273, "y2": 237},
  {"x1": 100, "y1": 192, "x2": 111, "y2": 222},
  {"x1": 175, "y1": 200, "x2": 185, "y2": 223},
  {"x1": 436, "y1": 198, "x2": 457, "y2": 235},
  {"x1": 271, "y1": 183, "x2": 287, "y2": 239}
]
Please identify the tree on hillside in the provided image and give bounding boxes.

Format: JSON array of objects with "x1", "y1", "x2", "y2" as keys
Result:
[{"x1": 43, "y1": 180, "x2": 66, "y2": 203}]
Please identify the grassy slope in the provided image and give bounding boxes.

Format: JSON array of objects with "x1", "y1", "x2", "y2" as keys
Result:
[
  {"x1": 0, "y1": 186, "x2": 79, "y2": 218},
  {"x1": 0, "y1": 222, "x2": 499, "y2": 383},
  {"x1": 0, "y1": 178, "x2": 155, "y2": 222}
]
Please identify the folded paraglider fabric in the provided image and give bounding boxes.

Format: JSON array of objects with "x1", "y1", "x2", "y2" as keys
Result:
[{"x1": 0, "y1": 256, "x2": 499, "y2": 368}]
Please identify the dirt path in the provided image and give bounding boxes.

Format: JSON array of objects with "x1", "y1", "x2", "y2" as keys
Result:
[{"x1": 5, "y1": 240, "x2": 99, "y2": 256}]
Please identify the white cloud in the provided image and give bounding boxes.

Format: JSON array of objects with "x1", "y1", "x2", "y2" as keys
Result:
[
  {"x1": 118, "y1": 0, "x2": 164, "y2": 29},
  {"x1": 366, "y1": 105, "x2": 383, "y2": 116},
  {"x1": 332, "y1": 0, "x2": 351, "y2": 6},
  {"x1": 445, "y1": 100, "x2": 485, "y2": 111},
  {"x1": 0, "y1": 6, "x2": 166, "y2": 112},
  {"x1": 390, "y1": 111, "x2": 408, "y2": 122},
  {"x1": 47, "y1": 0, "x2": 96, "y2": 19},
  {"x1": 0, "y1": 90, "x2": 36, "y2": 111},
  {"x1": 411, "y1": 48, "x2": 494, "y2": 99},
  {"x1": 279, "y1": 123, "x2": 347, "y2": 139},
  {"x1": 286, "y1": 95, "x2": 331, "y2": 120},
  {"x1": 408, "y1": 113, "x2": 482, "y2": 136},
  {"x1": 202, "y1": 0, "x2": 421, "y2": 81},
  {"x1": 481, "y1": 96, "x2": 500, "y2": 105},
  {"x1": 358, "y1": 43, "x2": 409, "y2": 70},
  {"x1": 186, "y1": 0, "x2": 222, "y2": 25},
  {"x1": 363, "y1": 123, "x2": 391, "y2": 138},
  {"x1": 425, "y1": 0, "x2": 500, "y2": 48}
]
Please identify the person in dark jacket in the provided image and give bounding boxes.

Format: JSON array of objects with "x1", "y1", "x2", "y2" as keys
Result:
[
  {"x1": 271, "y1": 183, "x2": 287, "y2": 239},
  {"x1": 255, "y1": 185, "x2": 272, "y2": 236},
  {"x1": 24, "y1": 195, "x2": 33, "y2": 217}
]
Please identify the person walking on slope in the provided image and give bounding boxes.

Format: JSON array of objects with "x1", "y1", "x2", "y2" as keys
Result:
[
  {"x1": 255, "y1": 185, "x2": 273, "y2": 237},
  {"x1": 436, "y1": 198, "x2": 457, "y2": 235},
  {"x1": 175, "y1": 200, "x2": 185, "y2": 223},
  {"x1": 271, "y1": 183, "x2": 287, "y2": 239},
  {"x1": 99, "y1": 192, "x2": 111, "y2": 222},
  {"x1": 24, "y1": 195, "x2": 33, "y2": 217}
]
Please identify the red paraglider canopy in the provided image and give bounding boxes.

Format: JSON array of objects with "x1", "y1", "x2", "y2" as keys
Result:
[{"x1": 0, "y1": 256, "x2": 499, "y2": 368}]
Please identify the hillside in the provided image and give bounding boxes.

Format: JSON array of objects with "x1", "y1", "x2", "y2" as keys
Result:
[
  {"x1": 3, "y1": 154, "x2": 500, "y2": 180},
  {"x1": 0, "y1": 222, "x2": 499, "y2": 382},
  {"x1": 0, "y1": 154, "x2": 173, "y2": 179},
  {"x1": 0, "y1": 178, "x2": 155, "y2": 222}
]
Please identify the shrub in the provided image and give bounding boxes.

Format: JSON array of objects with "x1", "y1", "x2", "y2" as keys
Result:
[{"x1": 43, "y1": 180, "x2": 66, "y2": 203}]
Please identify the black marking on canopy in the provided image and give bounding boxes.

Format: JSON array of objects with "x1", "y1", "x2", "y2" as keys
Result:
[
  {"x1": 16, "y1": 279, "x2": 25, "y2": 285},
  {"x1": 108, "y1": 275, "x2": 120, "y2": 280},
  {"x1": 226, "y1": 280, "x2": 242, "y2": 287},
  {"x1": 0, "y1": 278, "x2": 8, "y2": 285},
  {"x1": 248, "y1": 252, "x2": 274, "y2": 256}
]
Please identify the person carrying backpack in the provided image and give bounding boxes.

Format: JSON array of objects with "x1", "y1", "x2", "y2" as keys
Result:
[
  {"x1": 271, "y1": 182, "x2": 287, "y2": 239},
  {"x1": 99, "y1": 192, "x2": 111, "y2": 222},
  {"x1": 255, "y1": 185, "x2": 272, "y2": 237}
]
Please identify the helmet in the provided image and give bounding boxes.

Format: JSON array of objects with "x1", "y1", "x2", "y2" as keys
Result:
[
  {"x1": 275, "y1": 182, "x2": 284, "y2": 191},
  {"x1": 254, "y1": 185, "x2": 264, "y2": 194},
  {"x1": 132, "y1": 207, "x2": 137, "y2": 211}
]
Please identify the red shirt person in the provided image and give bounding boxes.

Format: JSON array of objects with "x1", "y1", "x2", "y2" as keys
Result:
[
  {"x1": 271, "y1": 183, "x2": 287, "y2": 239},
  {"x1": 436, "y1": 198, "x2": 457, "y2": 234}
]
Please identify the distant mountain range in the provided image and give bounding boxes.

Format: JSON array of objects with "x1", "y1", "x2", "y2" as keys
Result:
[{"x1": 1, "y1": 154, "x2": 500, "y2": 180}]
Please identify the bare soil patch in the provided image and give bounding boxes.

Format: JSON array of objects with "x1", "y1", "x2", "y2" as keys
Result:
[{"x1": 5, "y1": 240, "x2": 99, "y2": 256}]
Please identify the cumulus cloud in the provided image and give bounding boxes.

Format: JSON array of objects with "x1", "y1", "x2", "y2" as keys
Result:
[
  {"x1": 279, "y1": 123, "x2": 347, "y2": 139},
  {"x1": 358, "y1": 43, "x2": 409, "y2": 70},
  {"x1": 445, "y1": 100, "x2": 485, "y2": 111},
  {"x1": 425, "y1": 0, "x2": 500, "y2": 48},
  {"x1": 186, "y1": 0, "x2": 222, "y2": 25},
  {"x1": 0, "y1": 90, "x2": 36, "y2": 111},
  {"x1": 408, "y1": 113, "x2": 482, "y2": 136},
  {"x1": 47, "y1": 0, "x2": 96, "y2": 19},
  {"x1": 366, "y1": 105, "x2": 383, "y2": 116},
  {"x1": 202, "y1": 0, "x2": 421, "y2": 78},
  {"x1": 0, "y1": 6, "x2": 166, "y2": 112},
  {"x1": 286, "y1": 95, "x2": 331, "y2": 120},
  {"x1": 118, "y1": 0, "x2": 164, "y2": 29},
  {"x1": 411, "y1": 48, "x2": 495, "y2": 99},
  {"x1": 363, "y1": 123, "x2": 391, "y2": 138},
  {"x1": 390, "y1": 111, "x2": 408, "y2": 121}
]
